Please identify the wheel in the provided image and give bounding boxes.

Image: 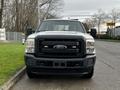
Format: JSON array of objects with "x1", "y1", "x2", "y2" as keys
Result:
[
  {"x1": 26, "y1": 68, "x2": 36, "y2": 79},
  {"x1": 82, "y1": 68, "x2": 94, "y2": 79}
]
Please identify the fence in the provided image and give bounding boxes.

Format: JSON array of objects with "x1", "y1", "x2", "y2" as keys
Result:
[
  {"x1": 114, "y1": 28, "x2": 120, "y2": 37},
  {"x1": 107, "y1": 28, "x2": 120, "y2": 37},
  {"x1": 6, "y1": 32, "x2": 24, "y2": 42}
]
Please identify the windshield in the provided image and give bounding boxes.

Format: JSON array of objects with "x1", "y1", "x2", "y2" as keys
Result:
[{"x1": 37, "y1": 20, "x2": 86, "y2": 33}]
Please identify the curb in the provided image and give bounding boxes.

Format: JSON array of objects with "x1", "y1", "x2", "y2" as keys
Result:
[{"x1": 0, "y1": 66, "x2": 26, "y2": 90}]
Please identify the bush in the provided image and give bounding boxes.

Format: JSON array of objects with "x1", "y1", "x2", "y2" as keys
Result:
[
  {"x1": 113, "y1": 36, "x2": 120, "y2": 40},
  {"x1": 96, "y1": 34, "x2": 120, "y2": 40},
  {"x1": 96, "y1": 34, "x2": 112, "y2": 39}
]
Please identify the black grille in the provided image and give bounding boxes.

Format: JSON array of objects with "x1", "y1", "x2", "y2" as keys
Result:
[
  {"x1": 36, "y1": 60, "x2": 83, "y2": 68},
  {"x1": 35, "y1": 38, "x2": 86, "y2": 58}
]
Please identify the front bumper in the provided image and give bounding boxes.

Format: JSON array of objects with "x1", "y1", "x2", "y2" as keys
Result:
[{"x1": 25, "y1": 54, "x2": 96, "y2": 75}]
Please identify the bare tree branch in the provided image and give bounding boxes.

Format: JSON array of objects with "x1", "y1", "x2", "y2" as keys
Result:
[{"x1": 93, "y1": 9, "x2": 105, "y2": 36}]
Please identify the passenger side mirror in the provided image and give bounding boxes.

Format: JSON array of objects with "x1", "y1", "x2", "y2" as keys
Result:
[
  {"x1": 87, "y1": 30, "x2": 90, "y2": 33},
  {"x1": 90, "y1": 28, "x2": 97, "y2": 38}
]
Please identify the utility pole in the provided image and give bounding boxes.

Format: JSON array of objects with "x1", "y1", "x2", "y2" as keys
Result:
[{"x1": 0, "y1": 0, "x2": 4, "y2": 28}]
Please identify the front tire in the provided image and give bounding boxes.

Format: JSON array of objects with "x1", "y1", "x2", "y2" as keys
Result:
[{"x1": 26, "y1": 68, "x2": 36, "y2": 79}]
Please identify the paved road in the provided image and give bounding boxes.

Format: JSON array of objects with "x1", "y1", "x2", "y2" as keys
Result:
[{"x1": 11, "y1": 41, "x2": 120, "y2": 90}]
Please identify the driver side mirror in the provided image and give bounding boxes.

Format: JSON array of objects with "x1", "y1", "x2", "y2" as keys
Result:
[
  {"x1": 26, "y1": 28, "x2": 34, "y2": 36},
  {"x1": 25, "y1": 27, "x2": 35, "y2": 39}
]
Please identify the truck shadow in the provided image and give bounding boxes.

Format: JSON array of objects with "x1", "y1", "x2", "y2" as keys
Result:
[
  {"x1": 25, "y1": 74, "x2": 95, "y2": 89},
  {"x1": 28, "y1": 75, "x2": 94, "y2": 81}
]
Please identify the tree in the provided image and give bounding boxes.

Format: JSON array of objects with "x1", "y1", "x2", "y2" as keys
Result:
[
  {"x1": 109, "y1": 8, "x2": 120, "y2": 37},
  {"x1": 0, "y1": 0, "x2": 4, "y2": 28},
  {"x1": 93, "y1": 9, "x2": 105, "y2": 37},
  {"x1": 84, "y1": 18, "x2": 97, "y2": 31},
  {"x1": 105, "y1": 8, "x2": 120, "y2": 37},
  {"x1": 2, "y1": 0, "x2": 63, "y2": 32},
  {"x1": 110, "y1": 8, "x2": 120, "y2": 23},
  {"x1": 38, "y1": 0, "x2": 63, "y2": 23}
]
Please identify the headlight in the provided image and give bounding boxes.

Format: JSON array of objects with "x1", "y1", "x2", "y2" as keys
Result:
[
  {"x1": 25, "y1": 38, "x2": 35, "y2": 53},
  {"x1": 86, "y1": 40, "x2": 96, "y2": 54}
]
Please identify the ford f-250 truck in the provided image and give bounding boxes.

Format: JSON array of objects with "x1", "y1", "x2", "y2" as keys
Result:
[{"x1": 25, "y1": 19, "x2": 96, "y2": 79}]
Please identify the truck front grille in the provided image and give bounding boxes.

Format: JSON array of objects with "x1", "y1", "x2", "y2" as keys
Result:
[
  {"x1": 36, "y1": 60, "x2": 84, "y2": 67},
  {"x1": 35, "y1": 38, "x2": 86, "y2": 58}
]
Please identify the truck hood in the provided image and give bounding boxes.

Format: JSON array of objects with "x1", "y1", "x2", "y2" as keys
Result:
[{"x1": 28, "y1": 31, "x2": 94, "y2": 40}]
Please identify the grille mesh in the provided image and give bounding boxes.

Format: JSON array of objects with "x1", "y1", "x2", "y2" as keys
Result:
[{"x1": 35, "y1": 38, "x2": 85, "y2": 58}]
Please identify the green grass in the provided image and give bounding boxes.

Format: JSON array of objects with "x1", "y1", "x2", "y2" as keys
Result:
[{"x1": 0, "y1": 42, "x2": 25, "y2": 86}]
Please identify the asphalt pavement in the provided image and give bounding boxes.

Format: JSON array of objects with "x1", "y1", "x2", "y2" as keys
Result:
[{"x1": 11, "y1": 40, "x2": 120, "y2": 90}]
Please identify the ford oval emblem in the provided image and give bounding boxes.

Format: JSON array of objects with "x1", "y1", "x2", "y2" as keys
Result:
[{"x1": 53, "y1": 45, "x2": 67, "y2": 49}]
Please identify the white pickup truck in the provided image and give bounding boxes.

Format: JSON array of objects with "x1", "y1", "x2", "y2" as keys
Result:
[{"x1": 25, "y1": 19, "x2": 96, "y2": 79}]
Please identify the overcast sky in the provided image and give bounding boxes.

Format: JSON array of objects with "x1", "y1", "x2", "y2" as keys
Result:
[{"x1": 63, "y1": 0, "x2": 120, "y2": 16}]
